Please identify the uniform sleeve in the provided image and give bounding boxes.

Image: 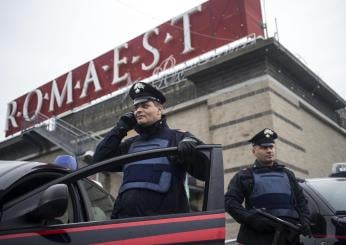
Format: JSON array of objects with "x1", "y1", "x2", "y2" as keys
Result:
[
  {"x1": 182, "y1": 131, "x2": 204, "y2": 144},
  {"x1": 286, "y1": 170, "x2": 310, "y2": 222},
  {"x1": 178, "y1": 131, "x2": 208, "y2": 181},
  {"x1": 92, "y1": 127, "x2": 132, "y2": 171},
  {"x1": 224, "y1": 171, "x2": 254, "y2": 224}
]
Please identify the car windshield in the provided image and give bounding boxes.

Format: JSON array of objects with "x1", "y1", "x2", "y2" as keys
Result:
[{"x1": 307, "y1": 178, "x2": 346, "y2": 212}]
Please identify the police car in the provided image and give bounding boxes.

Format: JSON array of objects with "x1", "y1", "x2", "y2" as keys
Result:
[
  {"x1": 0, "y1": 145, "x2": 225, "y2": 244},
  {"x1": 299, "y1": 164, "x2": 346, "y2": 244}
]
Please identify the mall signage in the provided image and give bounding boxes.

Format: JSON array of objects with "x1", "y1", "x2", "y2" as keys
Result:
[{"x1": 5, "y1": 0, "x2": 263, "y2": 136}]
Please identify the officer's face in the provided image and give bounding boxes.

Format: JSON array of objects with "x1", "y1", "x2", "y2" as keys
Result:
[
  {"x1": 134, "y1": 101, "x2": 162, "y2": 126},
  {"x1": 252, "y1": 145, "x2": 276, "y2": 165}
]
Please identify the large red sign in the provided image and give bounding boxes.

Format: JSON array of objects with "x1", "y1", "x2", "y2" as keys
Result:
[{"x1": 5, "y1": 0, "x2": 263, "y2": 136}]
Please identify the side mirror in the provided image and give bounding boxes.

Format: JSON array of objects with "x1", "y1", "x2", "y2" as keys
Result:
[{"x1": 29, "y1": 184, "x2": 68, "y2": 221}]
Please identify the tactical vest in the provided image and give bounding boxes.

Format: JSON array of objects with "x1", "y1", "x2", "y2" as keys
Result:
[
  {"x1": 119, "y1": 137, "x2": 172, "y2": 194},
  {"x1": 249, "y1": 168, "x2": 299, "y2": 219}
]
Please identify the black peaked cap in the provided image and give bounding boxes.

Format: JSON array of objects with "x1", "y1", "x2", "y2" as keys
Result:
[
  {"x1": 129, "y1": 82, "x2": 166, "y2": 106},
  {"x1": 248, "y1": 128, "x2": 278, "y2": 146}
]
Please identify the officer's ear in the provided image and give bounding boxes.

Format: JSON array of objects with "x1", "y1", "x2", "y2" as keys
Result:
[{"x1": 154, "y1": 102, "x2": 163, "y2": 113}]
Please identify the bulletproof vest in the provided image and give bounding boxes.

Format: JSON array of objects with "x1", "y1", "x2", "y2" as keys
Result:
[
  {"x1": 249, "y1": 168, "x2": 299, "y2": 219},
  {"x1": 119, "y1": 137, "x2": 172, "y2": 194}
]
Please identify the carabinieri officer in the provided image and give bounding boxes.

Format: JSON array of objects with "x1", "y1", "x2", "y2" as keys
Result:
[
  {"x1": 93, "y1": 82, "x2": 207, "y2": 219},
  {"x1": 225, "y1": 128, "x2": 311, "y2": 245}
]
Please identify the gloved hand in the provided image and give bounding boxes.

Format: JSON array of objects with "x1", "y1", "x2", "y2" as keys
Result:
[
  {"x1": 116, "y1": 112, "x2": 137, "y2": 132},
  {"x1": 300, "y1": 219, "x2": 312, "y2": 237},
  {"x1": 246, "y1": 213, "x2": 275, "y2": 233},
  {"x1": 177, "y1": 137, "x2": 198, "y2": 163}
]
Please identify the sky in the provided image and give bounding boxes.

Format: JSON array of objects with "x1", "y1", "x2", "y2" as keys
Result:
[{"x1": 0, "y1": 0, "x2": 345, "y2": 142}]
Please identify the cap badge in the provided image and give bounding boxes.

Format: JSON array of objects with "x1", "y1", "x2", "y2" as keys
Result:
[
  {"x1": 134, "y1": 83, "x2": 145, "y2": 93},
  {"x1": 264, "y1": 128, "x2": 274, "y2": 138}
]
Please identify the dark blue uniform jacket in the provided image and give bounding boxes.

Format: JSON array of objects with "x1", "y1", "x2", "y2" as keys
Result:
[
  {"x1": 93, "y1": 117, "x2": 207, "y2": 219},
  {"x1": 225, "y1": 161, "x2": 310, "y2": 245}
]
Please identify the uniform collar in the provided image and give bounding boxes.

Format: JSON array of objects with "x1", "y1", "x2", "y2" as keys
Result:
[
  {"x1": 134, "y1": 115, "x2": 167, "y2": 138},
  {"x1": 253, "y1": 160, "x2": 280, "y2": 168}
]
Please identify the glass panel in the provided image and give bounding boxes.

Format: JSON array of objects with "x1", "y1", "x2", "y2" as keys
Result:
[
  {"x1": 307, "y1": 179, "x2": 346, "y2": 212},
  {"x1": 79, "y1": 178, "x2": 115, "y2": 221},
  {"x1": 187, "y1": 175, "x2": 205, "y2": 211}
]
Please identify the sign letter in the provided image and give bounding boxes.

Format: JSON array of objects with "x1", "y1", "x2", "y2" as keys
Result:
[
  {"x1": 112, "y1": 43, "x2": 129, "y2": 84},
  {"x1": 171, "y1": 5, "x2": 202, "y2": 54},
  {"x1": 141, "y1": 28, "x2": 160, "y2": 71},
  {"x1": 49, "y1": 72, "x2": 73, "y2": 111},
  {"x1": 5, "y1": 101, "x2": 18, "y2": 131},
  {"x1": 80, "y1": 61, "x2": 102, "y2": 98},
  {"x1": 23, "y1": 89, "x2": 43, "y2": 121}
]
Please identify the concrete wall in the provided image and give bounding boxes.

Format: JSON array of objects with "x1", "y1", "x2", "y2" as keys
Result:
[
  {"x1": 166, "y1": 102, "x2": 210, "y2": 143},
  {"x1": 300, "y1": 103, "x2": 346, "y2": 177}
]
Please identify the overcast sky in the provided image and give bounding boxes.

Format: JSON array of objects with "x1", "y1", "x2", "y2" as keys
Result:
[{"x1": 0, "y1": 0, "x2": 345, "y2": 141}]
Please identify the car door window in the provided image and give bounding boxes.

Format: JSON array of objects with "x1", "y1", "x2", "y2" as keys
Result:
[{"x1": 78, "y1": 178, "x2": 115, "y2": 221}]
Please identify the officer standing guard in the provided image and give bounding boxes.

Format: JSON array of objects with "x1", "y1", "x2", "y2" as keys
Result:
[
  {"x1": 224, "y1": 128, "x2": 311, "y2": 245},
  {"x1": 93, "y1": 82, "x2": 207, "y2": 219}
]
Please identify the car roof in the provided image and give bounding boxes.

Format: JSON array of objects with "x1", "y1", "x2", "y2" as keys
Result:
[
  {"x1": 298, "y1": 177, "x2": 346, "y2": 187},
  {"x1": 304, "y1": 177, "x2": 346, "y2": 182},
  {"x1": 0, "y1": 160, "x2": 69, "y2": 193}
]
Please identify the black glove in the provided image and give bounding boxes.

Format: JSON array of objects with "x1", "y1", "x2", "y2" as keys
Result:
[
  {"x1": 246, "y1": 213, "x2": 275, "y2": 233},
  {"x1": 116, "y1": 112, "x2": 137, "y2": 133},
  {"x1": 177, "y1": 137, "x2": 198, "y2": 163},
  {"x1": 300, "y1": 219, "x2": 312, "y2": 237}
]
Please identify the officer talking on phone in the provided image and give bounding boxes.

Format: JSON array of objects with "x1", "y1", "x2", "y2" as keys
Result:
[{"x1": 93, "y1": 82, "x2": 207, "y2": 219}]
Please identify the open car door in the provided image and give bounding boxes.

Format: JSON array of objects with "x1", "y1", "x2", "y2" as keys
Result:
[{"x1": 0, "y1": 145, "x2": 225, "y2": 244}]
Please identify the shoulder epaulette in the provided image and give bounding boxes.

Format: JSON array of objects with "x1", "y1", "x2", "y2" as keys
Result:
[{"x1": 175, "y1": 129, "x2": 187, "y2": 133}]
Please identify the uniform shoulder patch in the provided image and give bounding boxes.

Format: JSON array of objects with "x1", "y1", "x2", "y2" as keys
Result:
[
  {"x1": 240, "y1": 166, "x2": 253, "y2": 175},
  {"x1": 176, "y1": 129, "x2": 187, "y2": 133}
]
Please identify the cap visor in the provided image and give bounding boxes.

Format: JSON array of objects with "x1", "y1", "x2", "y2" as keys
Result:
[
  {"x1": 133, "y1": 98, "x2": 150, "y2": 106},
  {"x1": 259, "y1": 143, "x2": 275, "y2": 147}
]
